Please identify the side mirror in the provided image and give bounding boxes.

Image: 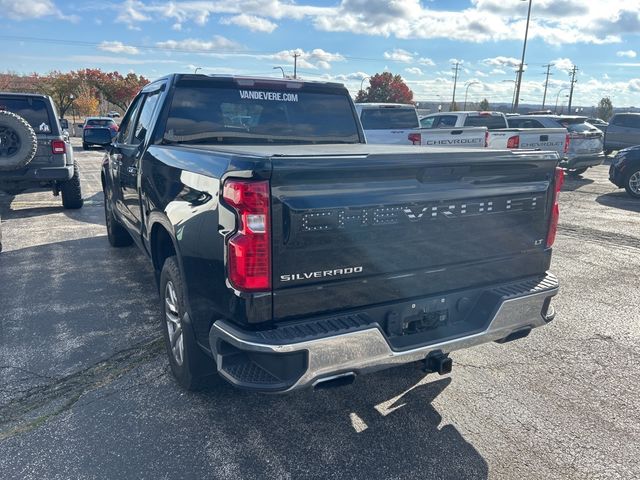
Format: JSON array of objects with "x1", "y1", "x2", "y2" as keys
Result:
[{"x1": 59, "y1": 118, "x2": 69, "y2": 129}]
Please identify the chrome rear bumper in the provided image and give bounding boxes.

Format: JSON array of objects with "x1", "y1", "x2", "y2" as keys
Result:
[{"x1": 210, "y1": 273, "x2": 558, "y2": 392}]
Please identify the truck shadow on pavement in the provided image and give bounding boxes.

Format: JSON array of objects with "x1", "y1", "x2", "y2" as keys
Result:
[
  {"x1": 561, "y1": 176, "x2": 594, "y2": 191},
  {"x1": 201, "y1": 370, "x2": 489, "y2": 479},
  {"x1": 596, "y1": 192, "x2": 640, "y2": 213},
  {"x1": 0, "y1": 192, "x2": 105, "y2": 226}
]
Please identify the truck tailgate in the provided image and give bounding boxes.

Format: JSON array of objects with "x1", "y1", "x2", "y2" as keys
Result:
[{"x1": 268, "y1": 146, "x2": 559, "y2": 321}]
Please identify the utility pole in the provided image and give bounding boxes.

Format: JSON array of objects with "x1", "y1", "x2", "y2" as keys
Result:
[
  {"x1": 292, "y1": 52, "x2": 300, "y2": 79},
  {"x1": 541, "y1": 63, "x2": 553, "y2": 109},
  {"x1": 567, "y1": 65, "x2": 578, "y2": 113},
  {"x1": 513, "y1": 0, "x2": 533, "y2": 113},
  {"x1": 451, "y1": 62, "x2": 460, "y2": 110}
]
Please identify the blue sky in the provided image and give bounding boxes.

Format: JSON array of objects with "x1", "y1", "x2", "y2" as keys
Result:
[{"x1": 1, "y1": 0, "x2": 640, "y2": 107}]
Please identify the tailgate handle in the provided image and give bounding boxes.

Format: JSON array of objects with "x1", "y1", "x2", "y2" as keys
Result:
[
  {"x1": 451, "y1": 130, "x2": 464, "y2": 135},
  {"x1": 540, "y1": 135, "x2": 549, "y2": 141}
]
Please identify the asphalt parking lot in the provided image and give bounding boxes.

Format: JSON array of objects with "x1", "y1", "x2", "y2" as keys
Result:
[{"x1": 1, "y1": 139, "x2": 639, "y2": 480}]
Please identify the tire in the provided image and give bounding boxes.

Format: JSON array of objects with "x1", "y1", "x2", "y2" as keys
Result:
[
  {"x1": 568, "y1": 167, "x2": 588, "y2": 176},
  {"x1": 605, "y1": 149, "x2": 613, "y2": 156},
  {"x1": 103, "y1": 186, "x2": 133, "y2": 247},
  {"x1": 83, "y1": 143, "x2": 89, "y2": 150},
  {"x1": 624, "y1": 168, "x2": 640, "y2": 199},
  {"x1": 160, "y1": 256, "x2": 218, "y2": 390},
  {"x1": 61, "y1": 161, "x2": 84, "y2": 209},
  {"x1": 0, "y1": 110, "x2": 37, "y2": 171}
]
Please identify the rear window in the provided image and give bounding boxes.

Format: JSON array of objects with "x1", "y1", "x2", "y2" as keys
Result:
[
  {"x1": 508, "y1": 118, "x2": 544, "y2": 128},
  {"x1": 164, "y1": 81, "x2": 361, "y2": 144},
  {"x1": 557, "y1": 118, "x2": 597, "y2": 133},
  {"x1": 611, "y1": 114, "x2": 640, "y2": 128},
  {"x1": 463, "y1": 115, "x2": 507, "y2": 129},
  {"x1": 0, "y1": 97, "x2": 52, "y2": 133},
  {"x1": 360, "y1": 108, "x2": 419, "y2": 130},
  {"x1": 86, "y1": 119, "x2": 114, "y2": 127}
]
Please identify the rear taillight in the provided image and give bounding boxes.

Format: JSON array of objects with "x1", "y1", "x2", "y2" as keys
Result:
[
  {"x1": 408, "y1": 133, "x2": 421, "y2": 145},
  {"x1": 484, "y1": 130, "x2": 489, "y2": 148},
  {"x1": 546, "y1": 167, "x2": 564, "y2": 248},
  {"x1": 51, "y1": 140, "x2": 66, "y2": 154},
  {"x1": 506, "y1": 135, "x2": 520, "y2": 149},
  {"x1": 223, "y1": 179, "x2": 271, "y2": 291},
  {"x1": 563, "y1": 133, "x2": 570, "y2": 154}
]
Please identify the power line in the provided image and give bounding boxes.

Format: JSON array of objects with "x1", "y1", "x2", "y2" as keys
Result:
[{"x1": 541, "y1": 63, "x2": 553, "y2": 109}]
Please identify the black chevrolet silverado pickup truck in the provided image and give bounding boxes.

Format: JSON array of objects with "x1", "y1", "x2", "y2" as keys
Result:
[{"x1": 102, "y1": 74, "x2": 562, "y2": 393}]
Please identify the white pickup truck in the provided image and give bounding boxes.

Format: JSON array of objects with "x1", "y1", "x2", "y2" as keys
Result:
[
  {"x1": 356, "y1": 103, "x2": 488, "y2": 148},
  {"x1": 420, "y1": 110, "x2": 567, "y2": 152},
  {"x1": 355, "y1": 103, "x2": 420, "y2": 145}
]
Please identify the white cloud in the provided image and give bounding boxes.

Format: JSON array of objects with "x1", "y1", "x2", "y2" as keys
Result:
[
  {"x1": 475, "y1": 70, "x2": 488, "y2": 77},
  {"x1": 616, "y1": 50, "x2": 637, "y2": 58},
  {"x1": 490, "y1": 68, "x2": 507, "y2": 75},
  {"x1": 405, "y1": 67, "x2": 424, "y2": 76},
  {"x1": 98, "y1": 41, "x2": 140, "y2": 55},
  {"x1": 220, "y1": 14, "x2": 278, "y2": 33},
  {"x1": 109, "y1": 0, "x2": 640, "y2": 46},
  {"x1": 552, "y1": 57, "x2": 575, "y2": 73},
  {"x1": 383, "y1": 49, "x2": 415, "y2": 63},
  {"x1": 629, "y1": 79, "x2": 640, "y2": 92},
  {"x1": 0, "y1": 0, "x2": 77, "y2": 21},
  {"x1": 66, "y1": 55, "x2": 179, "y2": 66},
  {"x1": 269, "y1": 48, "x2": 345, "y2": 70},
  {"x1": 482, "y1": 56, "x2": 520, "y2": 68},
  {"x1": 156, "y1": 36, "x2": 243, "y2": 52},
  {"x1": 418, "y1": 57, "x2": 435, "y2": 67}
]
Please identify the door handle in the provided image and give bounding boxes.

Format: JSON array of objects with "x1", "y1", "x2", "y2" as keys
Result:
[{"x1": 127, "y1": 166, "x2": 138, "y2": 175}]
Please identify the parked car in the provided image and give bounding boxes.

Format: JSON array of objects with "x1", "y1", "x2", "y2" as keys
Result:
[
  {"x1": 420, "y1": 111, "x2": 509, "y2": 130},
  {"x1": 507, "y1": 115, "x2": 604, "y2": 175},
  {"x1": 82, "y1": 117, "x2": 118, "y2": 149},
  {"x1": 107, "y1": 111, "x2": 121, "y2": 118},
  {"x1": 604, "y1": 113, "x2": 640, "y2": 154},
  {"x1": 355, "y1": 103, "x2": 420, "y2": 144},
  {"x1": 0, "y1": 92, "x2": 83, "y2": 209},
  {"x1": 609, "y1": 146, "x2": 640, "y2": 198},
  {"x1": 102, "y1": 74, "x2": 560, "y2": 393},
  {"x1": 586, "y1": 117, "x2": 608, "y2": 132}
]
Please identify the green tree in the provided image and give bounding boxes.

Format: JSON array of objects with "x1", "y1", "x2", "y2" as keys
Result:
[
  {"x1": 479, "y1": 98, "x2": 490, "y2": 110},
  {"x1": 596, "y1": 97, "x2": 613, "y2": 121},
  {"x1": 355, "y1": 72, "x2": 413, "y2": 103}
]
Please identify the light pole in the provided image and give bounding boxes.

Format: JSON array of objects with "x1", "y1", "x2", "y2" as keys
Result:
[
  {"x1": 513, "y1": 0, "x2": 533, "y2": 113},
  {"x1": 360, "y1": 75, "x2": 370, "y2": 93},
  {"x1": 463, "y1": 81, "x2": 480, "y2": 110},
  {"x1": 194, "y1": 67, "x2": 202, "y2": 74},
  {"x1": 502, "y1": 79, "x2": 517, "y2": 111},
  {"x1": 554, "y1": 87, "x2": 569, "y2": 114},
  {"x1": 273, "y1": 66, "x2": 285, "y2": 78}
]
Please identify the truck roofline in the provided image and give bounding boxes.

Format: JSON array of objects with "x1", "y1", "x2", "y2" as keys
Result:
[{"x1": 151, "y1": 73, "x2": 347, "y2": 90}]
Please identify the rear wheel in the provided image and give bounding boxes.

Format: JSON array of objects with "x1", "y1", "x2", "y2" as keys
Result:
[
  {"x1": 82, "y1": 143, "x2": 89, "y2": 150},
  {"x1": 160, "y1": 256, "x2": 218, "y2": 390},
  {"x1": 61, "y1": 161, "x2": 84, "y2": 209},
  {"x1": 624, "y1": 168, "x2": 640, "y2": 199},
  {"x1": 103, "y1": 186, "x2": 133, "y2": 247}
]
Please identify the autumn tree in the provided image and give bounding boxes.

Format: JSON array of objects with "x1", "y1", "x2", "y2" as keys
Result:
[
  {"x1": 74, "y1": 85, "x2": 99, "y2": 116},
  {"x1": 596, "y1": 97, "x2": 613, "y2": 121},
  {"x1": 40, "y1": 71, "x2": 84, "y2": 117},
  {"x1": 92, "y1": 71, "x2": 149, "y2": 111},
  {"x1": 479, "y1": 98, "x2": 490, "y2": 110},
  {"x1": 355, "y1": 72, "x2": 413, "y2": 103}
]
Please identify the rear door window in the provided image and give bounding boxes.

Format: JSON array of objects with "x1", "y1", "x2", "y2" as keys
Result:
[
  {"x1": 131, "y1": 91, "x2": 161, "y2": 145},
  {"x1": 624, "y1": 115, "x2": 640, "y2": 128},
  {"x1": 0, "y1": 97, "x2": 52, "y2": 134},
  {"x1": 420, "y1": 116, "x2": 436, "y2": 128},
  {"x1": 360, "y1": 108, "x2": 419, "y2": 130}
]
